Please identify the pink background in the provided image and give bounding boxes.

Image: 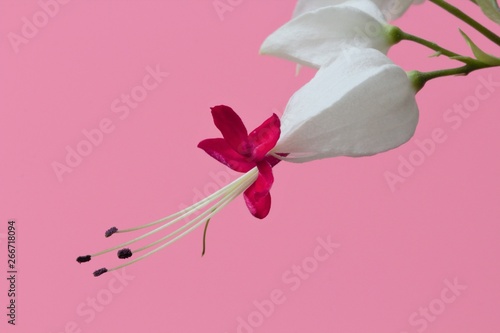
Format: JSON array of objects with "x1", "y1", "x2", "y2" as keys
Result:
[{"x1": 1, "y1": 1, "x2": 500, "y2": 332}]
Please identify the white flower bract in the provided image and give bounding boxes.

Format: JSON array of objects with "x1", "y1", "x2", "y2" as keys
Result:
[
  {"x1": 292, "y1": 0, "x2": 423, "y2": 21},
  {"x1": 273, "y1": 47, "x2": 419, "y2": 162},
  {"x1": 260, "y1": 0, "x2": 392, "y2": 68}
]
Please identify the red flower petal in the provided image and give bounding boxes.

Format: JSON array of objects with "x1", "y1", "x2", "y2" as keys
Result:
[
  {"x1": 198, "y1": 138, "x2": 255, "y2": 172},
  {"x1": 256, "y1": 160, "x2": 274, "y2": 193},
  {"x1": 248, "y1": 114, "x2": 281, "y2": 161},
  {"x1": 243, "y1": 161, "x2": 274, "y2": 219},
  {"x1": 244, "y1": 191, "x2": 271, "y2": 219},
  {"x1": 210, "y1": 105, "x2": 251, "y2": 156}
]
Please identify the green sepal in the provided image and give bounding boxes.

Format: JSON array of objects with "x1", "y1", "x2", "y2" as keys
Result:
[
  {"x1": 460, "y1": 29, "x2": 500, "y2": 65},
  {"x1": 476, "y1": 0, "x2": 500, "y2": 24}
]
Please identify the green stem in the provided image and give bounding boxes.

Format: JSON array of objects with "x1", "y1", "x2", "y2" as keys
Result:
[
  {"x1": 408, "y1": 62, "x2": 490, "y2": 91},
  {"x1": 389, "y1": 26, "x2": 466, "y2": 59},
  {"x1": 429, "y1": 0, "x2": 500, "y2": 46}
]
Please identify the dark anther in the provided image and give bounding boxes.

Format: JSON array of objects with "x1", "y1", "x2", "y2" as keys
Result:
[
  {"x1": 105, "y1": 227, "x2": 118, "y2": 238},
  {"x1": 118, "y1": 248, "x2": 133, "y2": 259},
  {"x1": 76, "y1": 255, "x2": 91, "y2": 263},
  {"x1": 93, "y1": 268, "x2": 108, "y2": 277}
]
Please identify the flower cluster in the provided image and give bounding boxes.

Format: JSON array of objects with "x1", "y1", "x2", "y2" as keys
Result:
[
  {"x1": 76, "y1": 0, "x2": 500, "y2": 276},
  {"x1": 77, "y1": 0, "x2": 423, "y2": 276}
]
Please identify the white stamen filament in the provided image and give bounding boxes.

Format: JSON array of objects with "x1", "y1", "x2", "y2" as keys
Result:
[
  {"x1": 89, "y1": 168, "x2": 258, "y2": 258},
  {"x1": 106, "y1": 167, "x2": 258, "y2": 272},
  {"x1": 116, "y1": 167, "x2": 258, "y2": 233},
  {"x1": 129, "y1": 168, "x2": 258, "y2": 255}
]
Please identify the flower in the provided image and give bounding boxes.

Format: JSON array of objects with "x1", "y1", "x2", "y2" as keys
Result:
[
  {"x1": 260, "y1": 0, "x2": 393, "y2": 68},
  {"x1": 77, "y1": 2, "x2": 420, "y2": 277},
  {"x1": 271, "y1": 47, "x2": 419, "y2": 162},
  {"x1": 76, "y1": 49, "x2": 419, "y2": 276},
  {"x1": 198, "y1": 105, "x2": 281, "y2": 219},
  {"x1": 77, "y1": 106, "x2": 282, "y2": 276},
  {"x1": 292, "y1": 0, "x2": 423, "y2": 21}
]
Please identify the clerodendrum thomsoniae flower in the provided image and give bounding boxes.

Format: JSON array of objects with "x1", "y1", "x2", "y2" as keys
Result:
[
  {"x1": 77, "y1": 0, "x2": 421, "y2": 276},
  {"x1": 77, "y1": 46, "x2": 418, "y2": 276}
]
